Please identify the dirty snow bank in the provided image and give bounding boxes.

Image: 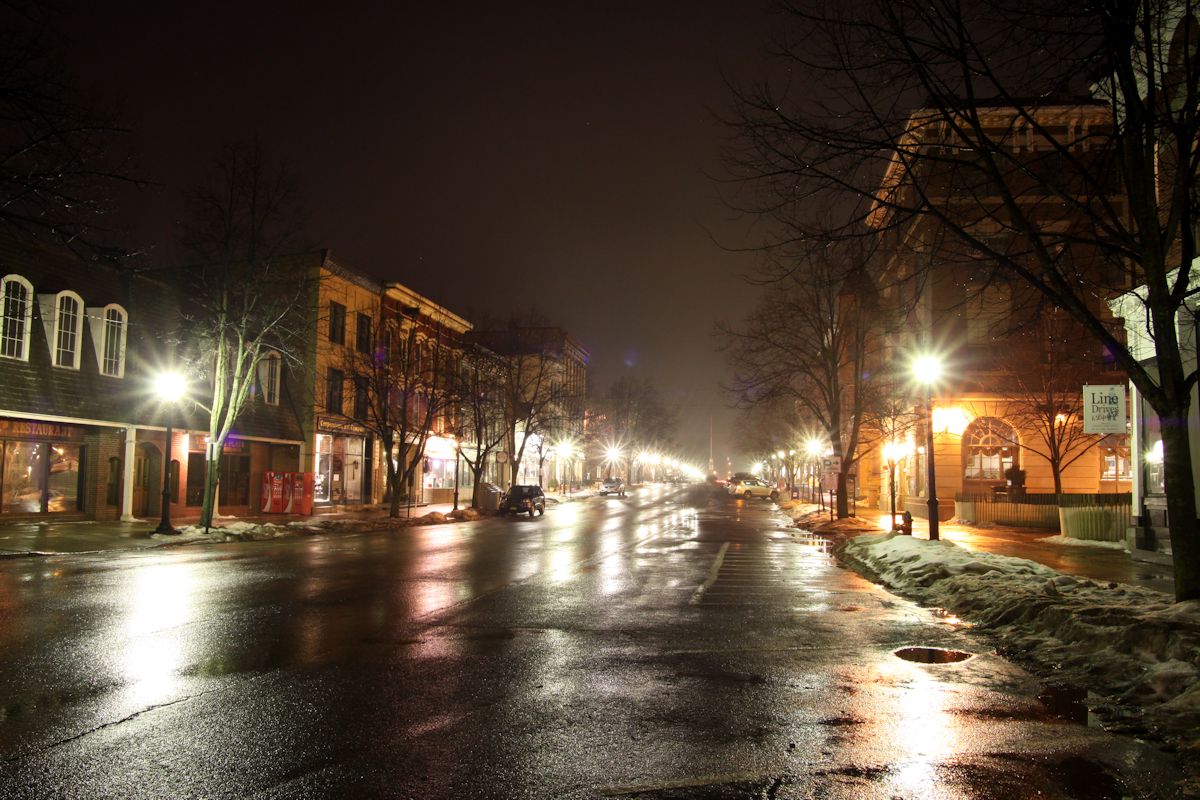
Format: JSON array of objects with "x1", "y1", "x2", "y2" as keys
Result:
[
  {"x1": 152, "y1": 508, "x2": 487, "y2": 544},
  {"x1": 841, "y1": 532, "x2": 1200, "y2": 754}
]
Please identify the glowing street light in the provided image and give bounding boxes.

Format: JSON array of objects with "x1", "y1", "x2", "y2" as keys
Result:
[
  {"x1": 913, "y1": 354, "x2": 943, "y2": 541},
  {"x1": 153, "y1": 370, "x2": 187, "y2": 535}
]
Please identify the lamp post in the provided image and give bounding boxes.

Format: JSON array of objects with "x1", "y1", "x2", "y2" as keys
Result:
[
  {"x1": 805, "y1": 438, "x2": 823, "y2": 503},
  {"x1": 452, "y1": 444, "x2": 461, "y2": 512},
  {"x1": 153, "y1": 371, "x2": 187, "y2": 535},
  {"x1": 882, "y1": 442, "x2": 901, "y2": 531},
  {"x1": 913, "y1": 355, "x2": 943, "y2": 541}
]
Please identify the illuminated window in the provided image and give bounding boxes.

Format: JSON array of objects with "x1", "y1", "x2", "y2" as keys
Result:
[
  {"x1": 53, "y1": 291, "x2": 84, "y2": 369},
  {"x1": 100, "y1": 304, "x2": 127, "y2": 377},
  {"x1": 962, "y1": 417, "x2": 1018, "y2": 482},
  {"x1": 0, "y1": 274, "x2": 33, "y2": 361}
]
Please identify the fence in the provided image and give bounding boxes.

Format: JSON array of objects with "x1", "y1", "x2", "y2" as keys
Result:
[{"x1": 953, "y1": 493, "x2": 1131, "y2": 541}]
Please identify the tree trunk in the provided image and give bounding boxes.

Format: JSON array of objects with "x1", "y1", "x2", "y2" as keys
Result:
[
  {"x1": 835, "y1": 470, "x2": 849, "y2": 518},
  {"x1": 200, "y1": 454, "x2": 221, "y2": 530},
  {"x1": 1159, "y1": 415, "x2": 1200, "y2": 602}
]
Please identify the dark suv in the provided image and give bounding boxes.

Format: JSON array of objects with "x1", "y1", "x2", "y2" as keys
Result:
[{"x1": 499, "y1": 485, "x2": 546, "y2": 517}]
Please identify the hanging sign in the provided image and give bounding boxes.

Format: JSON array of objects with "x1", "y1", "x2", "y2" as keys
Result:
[{"x1": 1083, "y1": 384, "x2": 1126, "y2": 434}]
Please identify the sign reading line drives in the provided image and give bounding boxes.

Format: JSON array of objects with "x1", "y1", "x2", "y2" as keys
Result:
[{"x1": 1083, "y1": 384, "x2": 1126, "y2": 434}]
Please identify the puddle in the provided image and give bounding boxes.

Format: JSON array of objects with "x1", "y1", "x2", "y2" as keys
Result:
[{"x1": 894, "y1": 646, "x2": 974, "y2": 663}]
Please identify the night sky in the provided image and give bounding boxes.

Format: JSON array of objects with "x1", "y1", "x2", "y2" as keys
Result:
[{"x1": 58, "y1": 1, "x2": 775, "y2": 470}]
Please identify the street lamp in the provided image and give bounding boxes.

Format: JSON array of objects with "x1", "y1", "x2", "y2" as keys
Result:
[
  {"x1": 153, "y1": 370, "x2": 187, "y2": 535},
  {"x1": 913, "y1": 355, "x2": 943, "y2": 541}
]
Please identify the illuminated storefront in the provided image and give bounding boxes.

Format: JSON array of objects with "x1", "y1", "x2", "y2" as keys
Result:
[
  {"x1": 314, "y1": 431, "x2": 366, "y2": 505},
  {"x1": 0, "y1": 419, "x2": 84, "y2": 515},
  {"x1": 422, "y1": 435, "x2": 459, "y2": 503}
]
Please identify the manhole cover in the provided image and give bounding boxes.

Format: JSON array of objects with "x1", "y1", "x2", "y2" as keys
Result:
[{"x1": 894, "y1": 646, "x2": 973, "y2": 663}]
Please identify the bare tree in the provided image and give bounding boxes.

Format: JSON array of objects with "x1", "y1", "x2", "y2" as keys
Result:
[
  {"x1": 178, "y1": 138, "x2": 312, "y2": 529},
  {"x1": 992, "y1": 309, "x2": 1116, "y2": 493},
  {"x1": 725, "y1": 0, "x2": 1200, "y2": 600},
  {"x1": 721, "y1": 249, "x2": 892, "y2": 517},
  {"x1": 456, "y1": 341, "x2": 509, "y2": 506},
  {"x1": 326, "y1": 302, "x2": 459, "y2": 517},
  {"x1": 588, "y1": 376, "x2": 678, "y2": 479},
  {"x1": 0, "y1": 4, "x2": 132, "y2": 254},
  {"x1": 473, "y1": 318, "x2": 573, "y2": 487}
]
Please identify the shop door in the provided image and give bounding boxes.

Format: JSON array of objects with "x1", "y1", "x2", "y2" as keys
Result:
[{"x1": 133, "y1": 443, "x2": 160, "y2": 517}]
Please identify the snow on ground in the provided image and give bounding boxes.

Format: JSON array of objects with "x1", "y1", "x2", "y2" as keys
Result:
[
  {"x1": 839, "y1": 531, "x2": 1200, "y2": 756},
  {"x1": 151, "y1": 507, "x2": 486, "y2": 544},
  {"x1": 1042, "y1": 533, "x2": 1129, "y2": 551}
]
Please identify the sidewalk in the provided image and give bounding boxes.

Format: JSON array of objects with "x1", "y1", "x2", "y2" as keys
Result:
[{"x1": 789, "y1": 504, "x2": 1176, "y2": 596}]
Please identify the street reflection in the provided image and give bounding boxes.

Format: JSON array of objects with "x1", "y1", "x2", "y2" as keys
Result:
[
  {"x1": 120, "y1": 562, "x2": 196, "y2": 706},
  {"x1": 876, "y1": 659, "x2": 962, "y2": 794}
]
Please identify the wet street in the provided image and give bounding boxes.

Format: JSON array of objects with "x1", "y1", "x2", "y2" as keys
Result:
[{"x1": 0, "y1": 485, "x2": 1187, "y2": 799}]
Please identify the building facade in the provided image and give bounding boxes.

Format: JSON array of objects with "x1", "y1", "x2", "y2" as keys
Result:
[
  {"x1": 0, "y1": 236, "x2": 304, "y2": 522},
  {"x1": 864, "y1": 102, "x2": 1130, "y2": 521}
]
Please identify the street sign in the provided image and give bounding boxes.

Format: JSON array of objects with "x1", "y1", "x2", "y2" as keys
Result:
[
  {"x1": 1083, "y1": 384, "x2": 1126, "y2": 434},
  {"x1": 821, "y1": 457, "x2": 840, "y2": 473}
]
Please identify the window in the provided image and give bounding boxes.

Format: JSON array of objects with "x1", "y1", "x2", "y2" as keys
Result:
[
  {"x1": 356, "y1": 312, "x2": 372, "y2": 354},
  {"x1": 326, "y1": 368, "x2": 344, "y2": 414},
  {"x1": 54, "y1": 291, "x2": 83, "y2": 369},
  {"x1": 962, "y1": 417, "x2": 1019, "y2": 482},
  {"x1": 259, "y1": 351, "x2": 281, "y2": 405},
  {"x1": 328, "y1": 301, "x2": 346, "y2": 345},
  {"x1": 1, "y1": 274, "x2": 33, "y2": 361},
  {"x1": 353, "y1": 376, "x2": 370, "y2": 419},
  {"x1": 100, "y1": 304, "x2": 127, "y2": 377}
]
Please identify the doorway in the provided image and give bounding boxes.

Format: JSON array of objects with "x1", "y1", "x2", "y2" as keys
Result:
[{"x1": 133, "y1": 442, "x2": 161, "y2": 517}]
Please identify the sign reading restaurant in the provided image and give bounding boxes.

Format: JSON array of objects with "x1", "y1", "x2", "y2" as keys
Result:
[
  {"x1": 0, "y1": 418, "x2": 87, "y2": 442},
  {"x1": 1083, "y1": 384, "x2": 1127, "y2": 434}
]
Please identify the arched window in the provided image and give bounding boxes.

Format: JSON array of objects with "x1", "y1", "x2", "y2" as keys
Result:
[
  {"x1": 963, "y1": 417, "x2": 1019, "y2": 483},
  {"x1": 100, "y1": 304, "x2": 127, "y2": 377},
  {"x1": 1, "y1": 274, "x2": 33, "y2": 361},
  {"x1": 53, "y1": 291, "x2": 84, "y2": 369},
  {"x1": 258, "y1": 350, "x2": 281, "y2": 405}
]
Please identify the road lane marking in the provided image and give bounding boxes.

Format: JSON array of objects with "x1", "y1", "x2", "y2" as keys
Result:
[{"x1": 688, "y1": 541, "x2": 729, "y2": 605}]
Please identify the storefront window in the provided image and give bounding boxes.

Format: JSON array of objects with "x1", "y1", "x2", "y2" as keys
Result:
[
  {"x1": 46, "y1": 444, "x2": 80, "y2": 512},
  {"x1": 1, "y1": 440, "x2": 80, "y2": 514},
  {"x1": 343, "y1": 438, "x2": 363, "y2": 502},
  {"x1": 219, "y1": 454, "x2": 250, "y2": 506},
  {"x1": 424, "y1": 457, "x2": 457, "y2": 489},
  {"x1": 3, "y1": 441, "x2": 44, "y2": 513},
  {"x1": 315, "y1": 434, "x2": 333, "y2": 503}
]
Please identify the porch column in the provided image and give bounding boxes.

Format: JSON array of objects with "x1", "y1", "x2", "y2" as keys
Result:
[{"x1": 120, "y1": 426, "x2": 137, "y2": 521}]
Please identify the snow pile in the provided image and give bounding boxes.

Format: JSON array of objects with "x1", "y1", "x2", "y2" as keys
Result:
[
  {"x1": 449, "y1": 507, "x2": 481, "y2": 521},
  {"x1": 841, "y1": 532, "x2": 1200, "y2": 752},
  {"x1": 156, "y1": 521, "x2": 293, "y2": 543},
  {"x1": 1042, "y1": 534, "x2": 1128, "y2": 551}
]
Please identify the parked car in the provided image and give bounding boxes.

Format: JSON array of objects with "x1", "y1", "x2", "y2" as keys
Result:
[
  {"x1": 499, "y1": 485, "x2": 546, "y2": 517},
  {"x1": 599, "y1": 476, "x2": 626, "y2": 496},
  {"x1": 727, "y1": 477, "x2": 779, "y2": 501}
]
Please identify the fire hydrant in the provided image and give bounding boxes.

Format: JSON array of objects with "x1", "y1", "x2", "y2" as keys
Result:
[{"x1": 900, "y1": 510, "x2": 913, "y2": 536}]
